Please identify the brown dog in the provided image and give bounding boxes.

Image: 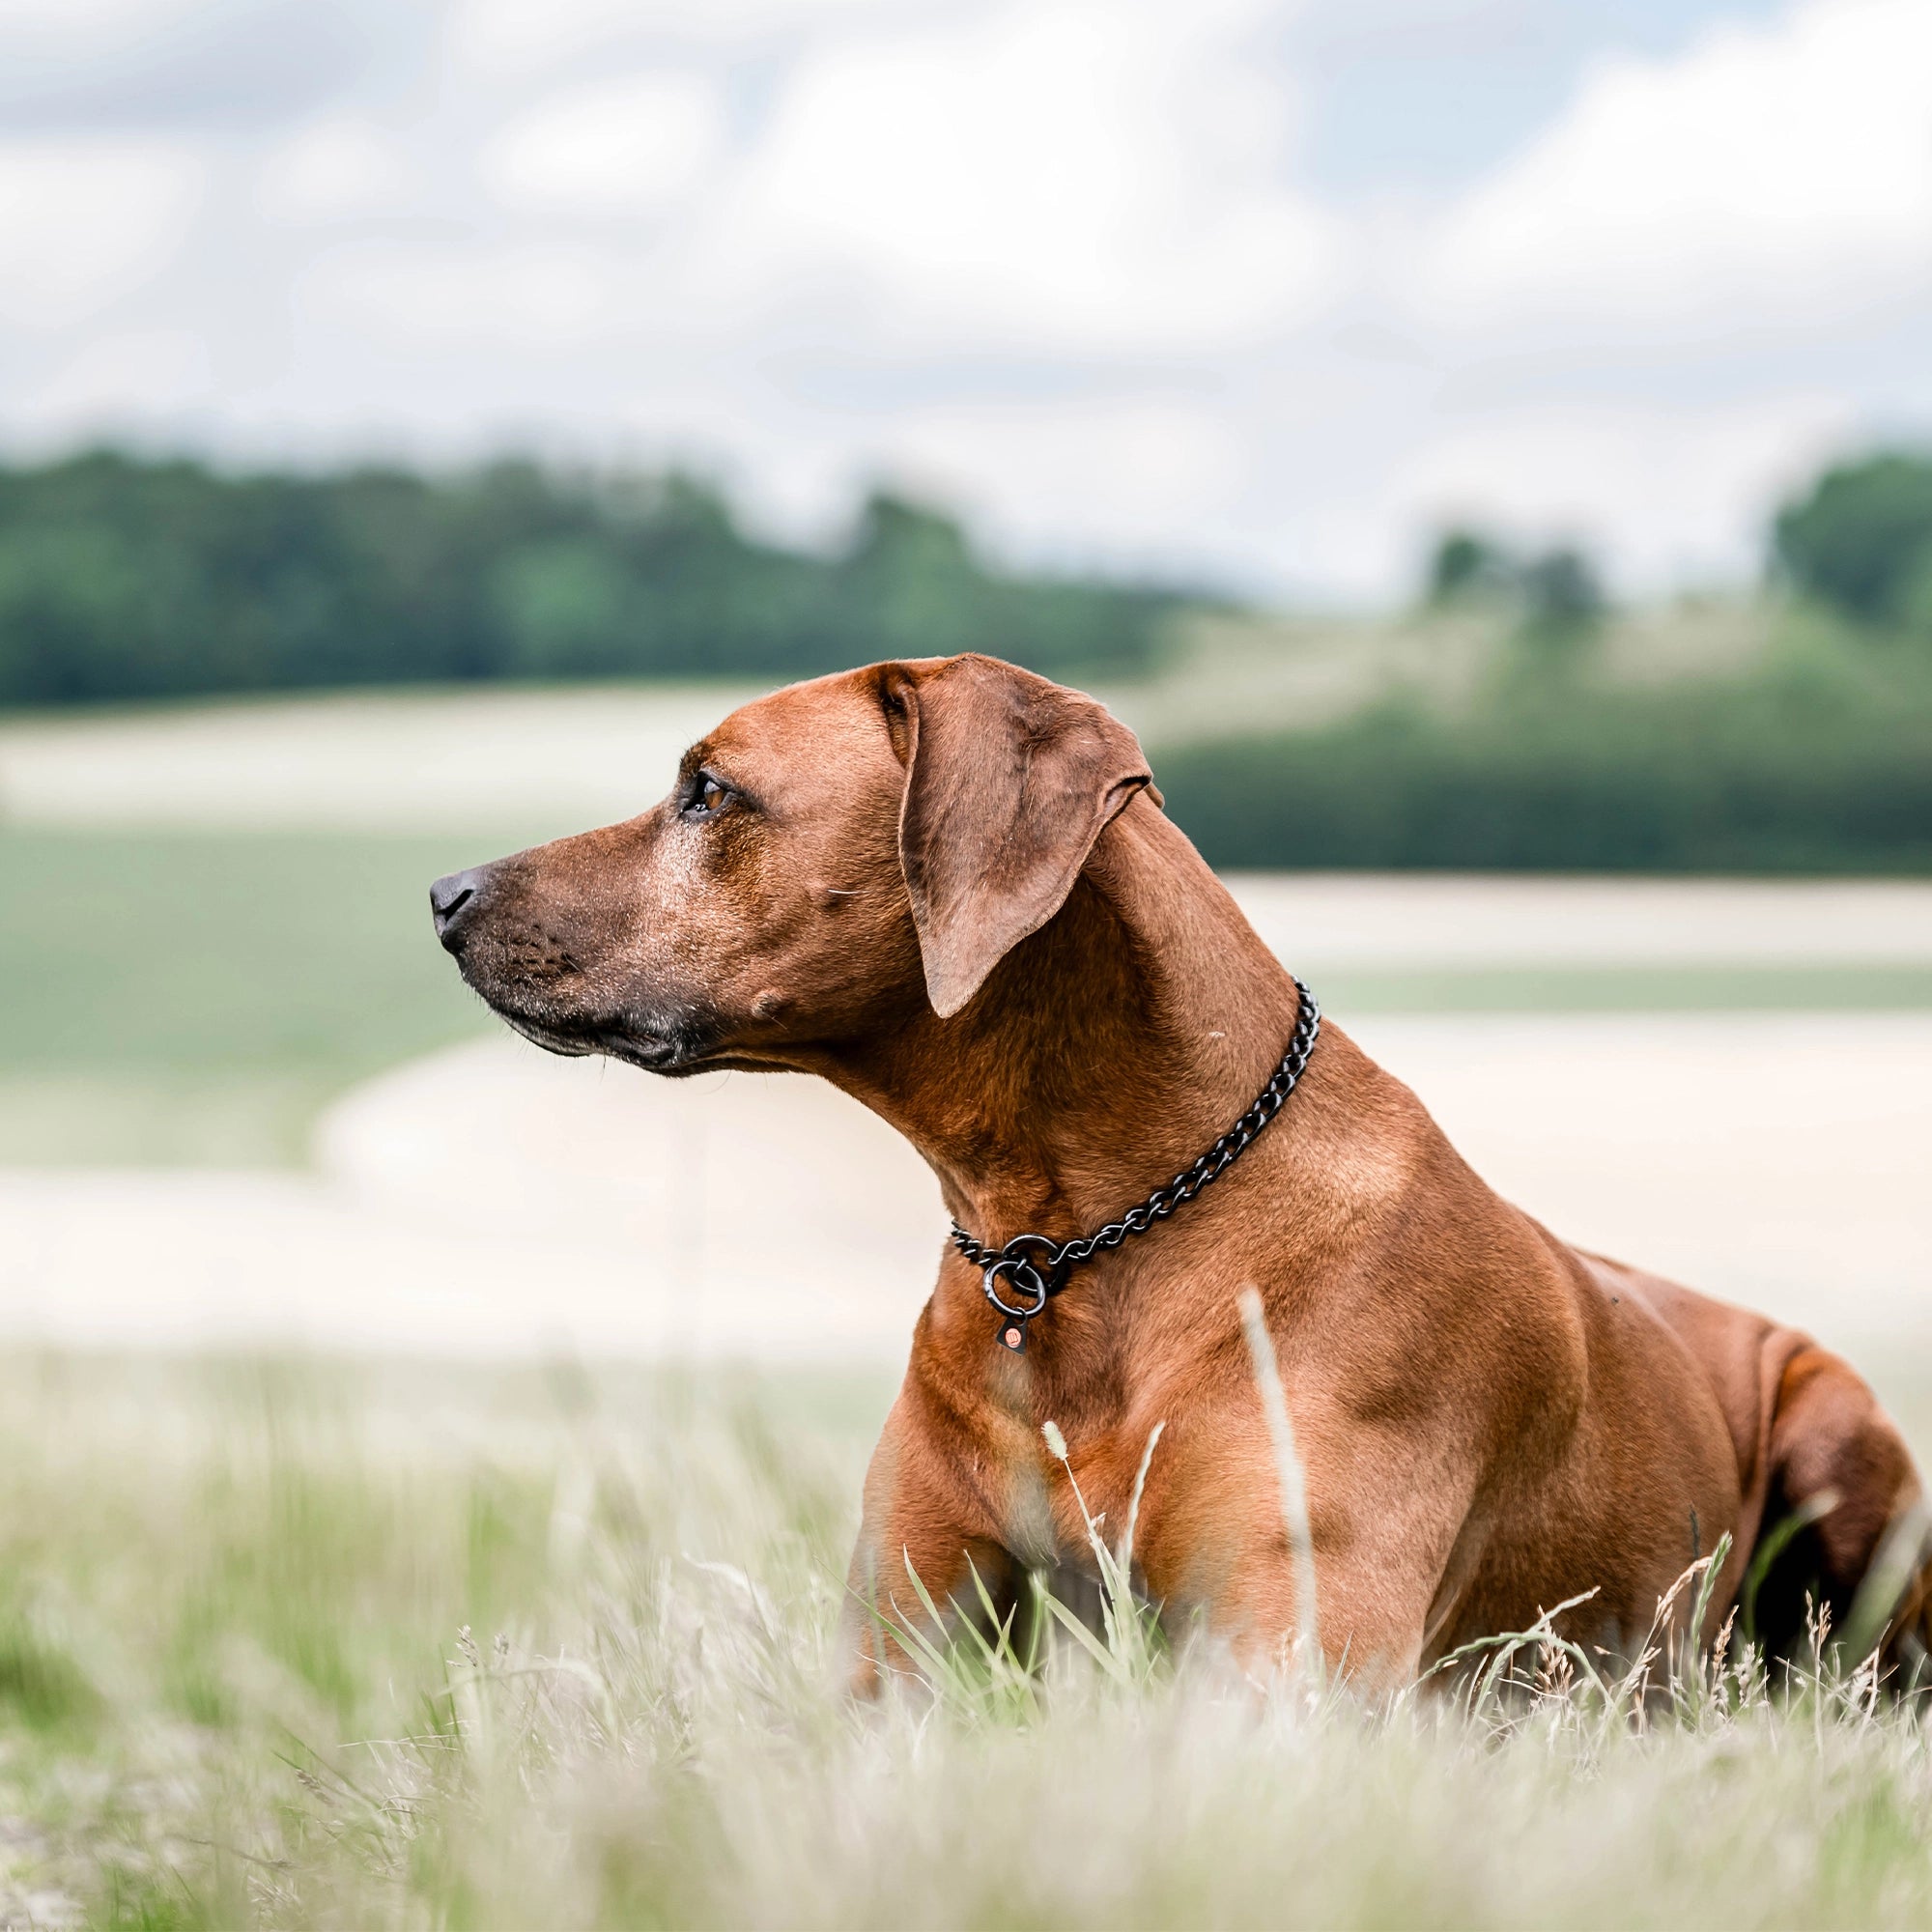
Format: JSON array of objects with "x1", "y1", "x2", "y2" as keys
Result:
[{"x1": 431, "y1": 652, "x2": 1931, "y2": 1686}]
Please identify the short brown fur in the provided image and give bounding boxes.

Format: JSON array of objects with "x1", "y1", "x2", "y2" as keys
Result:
[{"x1": 432, "y1": 654, "x2": 1931, "y2": 1688}]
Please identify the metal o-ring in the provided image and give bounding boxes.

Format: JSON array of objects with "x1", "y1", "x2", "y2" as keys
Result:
[{"x1": 981, "y1": 1256, "x2": 1051, "y2": 1321}]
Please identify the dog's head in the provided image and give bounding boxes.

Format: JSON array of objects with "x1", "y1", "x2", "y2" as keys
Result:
[{"x1": 431, "y1": 653, "x2": 1155, "y2": 1074}]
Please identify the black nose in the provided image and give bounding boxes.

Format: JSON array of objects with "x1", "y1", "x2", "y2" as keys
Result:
[{"x1": 430, "y1": 867, "x2": 488, "y2": 949}]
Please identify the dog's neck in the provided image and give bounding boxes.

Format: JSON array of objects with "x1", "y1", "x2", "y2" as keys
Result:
[{"x1": 816, "y1": 798, "x2": 1305, "y2": 1249}]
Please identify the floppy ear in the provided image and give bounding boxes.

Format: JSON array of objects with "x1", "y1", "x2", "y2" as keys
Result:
[{"x1": 887, "y1": 654, "x2": 1156, "y2": 1019}]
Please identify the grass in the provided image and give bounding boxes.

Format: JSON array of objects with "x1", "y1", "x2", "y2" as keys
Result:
[
  {"x1": 0, "y1": 829, "x2": 501, "y2": 1164},
  {"x1": 7, "y1": 1351, "x2": 1932, "y2": 1930}
]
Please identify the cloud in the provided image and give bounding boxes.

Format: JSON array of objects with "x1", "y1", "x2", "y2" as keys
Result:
[
  {"x1": 1390, "y1": 392, "x2": 1857, "y2": 586},
  {"x1": 0, "y1": 0, "x2": 375, "y2": 131},
  {"x1": 16, "y1": 327, "x2": 213, "y2": 435},
  {"x1": 480, "y1": 71, "x2": 725, "y2": 215},
  {"x1": 453, "y1": 0, "x2": 893, "y2": 70},
  {"x1": 874, "y1": 395, "x2": 1245, "y2": 561},
  {"x1": 0, "y1": 0, "x2": 209, "y2": 49},
  {"x1": 307, "y1": 242, "x2": 638, "y2": 349},
  {"x1": 256, "y1": 116, "x2": 412, "y2": 224},
  {"x1": 721, "y1": 0, "x2": 1339, "y2": 355},
  {"x1": 1423, "y1": 0, "x2": 1932, "y2": 327},
  {"x1": 0, "y1": 138, "x2": 204, "y2": 329}
]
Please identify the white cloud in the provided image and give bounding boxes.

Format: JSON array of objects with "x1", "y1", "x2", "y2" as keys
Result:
[
  {"x1": 877, "y1": 395, "x2": 1244, "y2": 558},
  {"x1": 722, "y1": 0, "x2": 1339, "y2": 355},
  {"x1": 0, "y1": 0, "x2": 206, "y2": 43},
  {"x1": 308, "y1": 242, "x2": 636, "y2": 348},
  {"x1": 1424, "y1": 0, "x2": 1932, "y2": 327},
  {"x1": 1391, "y1": 393, "x2": 1856, "y2": 586},
  {"x1": 481, "y1": 71, "x2": 724, "y2": 215},
  {"x1": 454, "y1": 0, "x2": 895, "y2": 70},
  {"x1": 0, "y1": 139, "x2": 204, "y2": 330},
  {"x1": 20, "y1": 328, "x2": 213, "y2": 431},
  {"x1": 257, "y1": 118, "x2": 412, "y2": 224}
]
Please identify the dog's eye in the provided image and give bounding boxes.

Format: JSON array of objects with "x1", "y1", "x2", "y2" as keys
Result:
[{"x1": 683, "y1": 774, "x2": 733, "y2": 820}]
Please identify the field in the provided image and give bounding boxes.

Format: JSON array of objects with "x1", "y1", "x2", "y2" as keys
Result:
[
  {"x1": 5, "y1": 681, "x2": 1932, "y2": 1926},
  {"x1": 5, "y1": 1352, "x2": 1932, "y2": 1932},
  {"x1": 0, "y1": 831, "x2": 492, "y2": 1165}
]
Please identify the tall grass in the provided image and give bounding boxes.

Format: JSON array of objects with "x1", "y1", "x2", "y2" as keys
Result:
[{"x1": 5, "y1": 1352, "x2": 1932, "y2": 1930}]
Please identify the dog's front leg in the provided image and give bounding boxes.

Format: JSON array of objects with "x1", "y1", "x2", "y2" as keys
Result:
[
  {"x1": 1138, "y1": 1391, "x2": 1478, "y2": 1690},
  {"x1": 838, "y1": 1389, "x2": 1019, "y2": 1695}
]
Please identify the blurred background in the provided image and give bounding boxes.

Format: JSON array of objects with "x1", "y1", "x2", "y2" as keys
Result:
[{"x1": 1, "y1": 0, "x2": 1929, "y2": 1367}]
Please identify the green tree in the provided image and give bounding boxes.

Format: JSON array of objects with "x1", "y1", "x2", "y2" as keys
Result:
[
  {"x1": 1517, "y1": 546, "x2": 1605, "y2": 653},
  {"x1": 1774, "y1": 451, "x2": 1932, "y2": 629},
  {"x1": 495, "y1": 541, "x2": 640, "y2": 677},
  {"x1": 1425, "y1": 528, "x2": 1510, "y2": 604},
  {"x1": 0, "y1": 452, "x2": 1189, "y2": 707}
]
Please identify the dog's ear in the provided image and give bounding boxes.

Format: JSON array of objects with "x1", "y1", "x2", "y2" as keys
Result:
[{"x1": 884, "y1": 654, "x2": 1155, "y2": 1019}]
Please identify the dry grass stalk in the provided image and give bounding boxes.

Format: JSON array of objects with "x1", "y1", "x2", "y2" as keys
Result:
[{"x1": 1236, "y1": 1284, "x2": 1321, "y2": 1668}]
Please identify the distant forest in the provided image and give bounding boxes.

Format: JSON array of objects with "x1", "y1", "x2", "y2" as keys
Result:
[
  {"x1": 1160, "y1": 448, "x2": 1932, "y2": 873},
  {"x1": 6, "y1": 441, "x2": 1932, "y2": 872},
  {"x1": 1160, "y1": 665, "x2": 1932, "y2": 873},
  {"x1": 0, "y1": 452, "x2": 1189, "y2": 707}
]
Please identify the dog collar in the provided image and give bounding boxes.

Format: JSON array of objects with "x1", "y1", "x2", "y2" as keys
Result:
[{"x1": 950, "y1": 979, "x2": 1321, "y2": 1353}]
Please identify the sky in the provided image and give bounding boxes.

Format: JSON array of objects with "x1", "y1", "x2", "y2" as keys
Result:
[{"x1": 1, "y1": 0, "x2": 1929, "y2": 603}]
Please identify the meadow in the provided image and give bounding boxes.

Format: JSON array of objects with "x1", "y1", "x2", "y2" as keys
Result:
[
  {"x1": 3, "y1": 1352, "x2": 1932, "y2": 1930},
  {"x1": 0, "y1": 830, "x2": 490, "y2": 1165}
]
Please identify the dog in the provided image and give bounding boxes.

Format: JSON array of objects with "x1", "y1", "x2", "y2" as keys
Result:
[{"x1": 431, "y1": 652, "x2": 1930, "y2": 1688}]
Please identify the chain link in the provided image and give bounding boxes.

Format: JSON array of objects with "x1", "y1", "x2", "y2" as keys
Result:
[{"x1": 953, "y1": 980, "x2": 1321, "y2": 1344}]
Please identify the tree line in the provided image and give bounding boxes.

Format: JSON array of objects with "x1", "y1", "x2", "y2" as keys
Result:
[
  {"x1": 5, "y1": 440, "x2": 1930, "y2": 871},
  {"x1": 0, "y1": 451, "x2": 1186, "y2": 706},
  {"x1": 1425, "y1": 447, "x2": 1932, "y2": 647},
  {"x1": 1159, "y1": 663, "x2": 1932, "y2": 873},
  {"x1": 4, "y1": 442, "x2": 1931, "y2": 710},
  {"x1": 1162, "y1": 449, "x2": 1932, "y2": 872}
]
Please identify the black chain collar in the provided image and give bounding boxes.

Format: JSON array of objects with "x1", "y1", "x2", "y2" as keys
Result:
[{"x1": 951, "y1": 979, "x2": 1321, "y2": 1353}]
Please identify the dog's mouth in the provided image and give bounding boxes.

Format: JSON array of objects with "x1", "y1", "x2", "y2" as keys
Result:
[{"x1": 484, "y1": 997, "x2": 725, "y2": 1078}]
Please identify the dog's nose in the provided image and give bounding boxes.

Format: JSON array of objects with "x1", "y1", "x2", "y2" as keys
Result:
[{"x1": 430, "y1": 867, "x2": 489, "y2": 950}]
